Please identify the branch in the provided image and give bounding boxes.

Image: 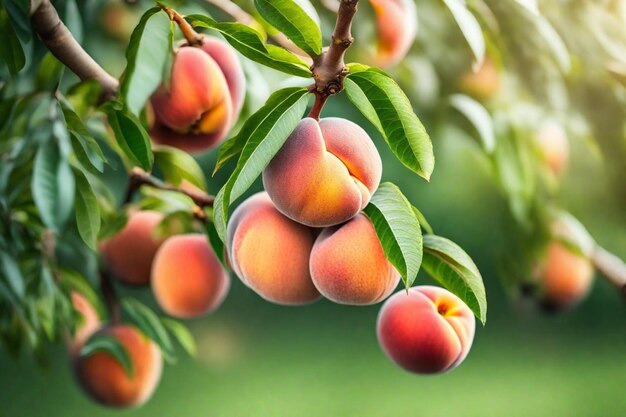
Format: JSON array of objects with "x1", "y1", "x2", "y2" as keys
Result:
[
  {"x1": 127, "y1": 168, "x2": 215, "y2": 208},
  {"x1": 591, "y1": 245, "x2": 626, "y2": 300},
  {"x1": 30, "y1": 0, "x2": 119, "y2": 100},
  {"x1": 160, "y1": 5, "x2": 204, "y2": 46},
  {"x1": 204, "y1": 0, "x2": 311, "y2": 63},
  {"x1": 308, "y1": 0, "x2": 358, "y2": 117}
]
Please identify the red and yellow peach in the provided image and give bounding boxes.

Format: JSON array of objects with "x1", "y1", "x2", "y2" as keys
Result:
[
  {"x1": 369, "y1": 0, "x2": 418, "y2": 68},
  {"x1": 459, "y1": 59, "x2": 500, "y2": 101},
  {"x1": 76, "y1": 325, "x2": 162, "y2": 408},
  {"x1": 310, "y1": 214, "x2": 400, "y2": 305},
  {"x1": 227, "y1": 192, "x2": 321, "y2": 305},
  {"x1": 68, "y1": 292, "x2": 101, "y2": 356},
  {"x1": 263, "y1": 117, "x2": 382, "y2": 227},
  {"x1": 152, "y1": 234, "x2": 230, "y2": 318},
  {"x1": 534, "y1": 120, "x2": 569, "y2": 175},
  {"x1": 100, "y1": 210, "x2": 165, "y2": 286},
  {"x1": 150, "y1": 37, "x2": 245, "y2": 153},
  {"x1": 377, "y1": 286, "x2": 475, "y2": 374}
]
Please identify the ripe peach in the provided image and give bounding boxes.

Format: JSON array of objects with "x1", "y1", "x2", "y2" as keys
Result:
[
  {"x1": 100, "y1": 210, "x2": 165, "y2": 286},
  {"x1": 369, "y1": 0, "x2": 418, "y2": 68},
  {"x1": 377, "y1": 286, "x2": 476, "y2": 374},
  {"x1": 459, "y1": 59, "x2": 500, "y2": 101},
  {"x1": 538, "y1": 241, "x2": 594, "y2": 311},
  {"x1": 67, "y1": 292, "x2": 101, "y2": 356},
  {"x1": 150, "y1": 37, "x2": 245, "y2": 153},
  {"x1": 76, "y1": 325, "x2": 162, "y2": 408},
  {"x1": 152, "y1": 234, "x2": 230, "y2": 319},
  {"x1": 309, "y1": 214, "x2": 400, "y2": 305},
  {"x1": 263, "y1": 118, "x2": 382, "y2": 227},
  {"x1": 534, "y1": 120, "x2": 569, "y2": 175},
  {"x1": 227, "y1": 192, "x2": 321, "y2": 305}
]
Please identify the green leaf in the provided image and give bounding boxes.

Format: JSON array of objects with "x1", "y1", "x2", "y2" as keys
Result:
[
  {"x1": 120, "y1": 7, "x2": 171, "y2": 115},
  {"x1": 122, "y1": 298, "x2": 175, "y2": 361},
  {"x1": 74, "y1": 170, "x2": 100, "y2": 251},
  {"x1": 0, "y1": 252, "x2": 24, "y2": 300},
  {"x1": 66, "y1": 80, "x2": 102, "y2": 119},
  {"x1": 422, "y1": 235, "x2": 487, "y2": 324},
  {"x1": 32, "y1": 136, "x2": 76, "y2": 233},
  {"x1": 411, "y1": 205, "x2": 433, "y2": 235},
  {"x1": 205, "y1": 217, "x2": 226, "y2": 266},
  {"x1": 213, "y1": 87, "x2": 309, "y2": 240},
  {"x1": 57, "y1": 267, "x2": 104, "y2": 319},
  {"x1": 0, "y1": 0, "x2": 25, "y2": 76},
  {"x1": 154, "y1": 146, "x2": 207, "y2": 189},
  {"x1": 62, "y1": 103, "x2": 107, "y2": 173},
  {"x1": 80, "y1": 335, "x2": 134, "y2": 377},
  {"x1": 345, "y1": 69, "x2": 434, "y2": 180},
  {"x1": 441, "y1": 0, "x2": 485, "y2": 65},
  {"x1": 161, "y1": 318, "x2": 196, "y2": 357},
  {"x1": 35, "y1": 53, "x2": 65, "y2": 91},
  {"x1": 449, "y1": 94, "x2": 495, "y2": 153},
  {"x1": 363, "y1": 183, "x2": 422, "y2": 289},
  {"x1": 102, "y1": 101, "x2": 154, "y2": 171},
  {"x1": 254, "y1": 0, "x2": 322, "y2": 57},
  {"x1": 187, "y1": 15, "x2": 311, "y2": 77}
]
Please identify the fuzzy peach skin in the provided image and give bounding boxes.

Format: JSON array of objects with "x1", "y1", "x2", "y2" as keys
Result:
[
  {"x1": 377, "y1": 286, "x2": 476, "y2": 374},
  {"x1": 67, "y1": 292, "x2": 101, "y2": 356},
  {"x1": 150, "y1": 37, "x2": 245, "y2": 153},
  {"x1": 310, "y1": 214, "x2": 400, "y2": 305},
  {"x1": 369, "y1": 0, "x2": 418, "y2": 68},
  {"x1": 227, "y1": 192, "x2": 321, "y2": 305},
  {"x1": 152, "y1": 234, "x2": 230, "y2": 319},
  {"x1": 263, "y1": 118, "x2": 382, "y2": 227},
  {"x1": 459, "y1": 59, "x2": 500, "y2": 101},
  {"x1": 539, "y1": 241, "x2": 594, "y2": 311},
  {"x1": 535, "y1": 120, "x2": 569, "y2": 174},
  {"x1": 101, "y1": 211, "x2": 165, "y2": 286},
  {"x1": 76, "y1": 325, "x2": 162, "y2": 408}
]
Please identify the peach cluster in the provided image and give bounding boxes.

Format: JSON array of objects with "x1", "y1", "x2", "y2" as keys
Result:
[{"x1": 150, "y1": 36, "x2": 245, "y2": 153}]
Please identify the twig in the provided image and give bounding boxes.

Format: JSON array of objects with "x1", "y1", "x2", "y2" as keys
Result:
[
  {"x1": 308, "y1": 0, "x2": 358, "y2": 117},
  {"x1": 204, "y1": 0, "x2": 312, "y2": 63},
  {"x1": 591, "y1": 245, "x2": 626, "y2": 300},
  {"x1": 127, "y1": 168, "x2": 215, "y2": 208},
  {"x1": 100, "y1": 270, "x2": 121, "y2": 323},
  {"x1": 160, "y1": 5, "x2": 204, "y2": 46},
  {"x1": 30, "y1": 0, "x2": 119, "y2": 100}
]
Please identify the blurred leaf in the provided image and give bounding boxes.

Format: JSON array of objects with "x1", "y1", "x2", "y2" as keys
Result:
[
  {"x1": 120, "y1": 7, "x2": 171, "y2": 116},
  {"x1": 154, "y1": 146, "x2": 207, "y2": 189},
  {"x1": 35, "y1": 53, "x2": 64, "y2": 91},
  {"x1": 98, "y1": 210, "x2": 128, "y2": 241},
  {"x1": 66, "y1": 80, "x2": 102, "y2": 119},
  {"x1": 363, "y1": 183, "x2": 423, "y2": 289},
  {"x1": 32, "y1": 135, "x2": 76, "y2": 233},
  {"x1": 533, "y1": 13, "x2": 570, "y2": 73},
  {"x1": 0, "y1": 1, "x2": 25, "y2": 76},
  {"x1": 102, "y1": 101, "x2": 154, "y2": 171},
  {"x1": 213, "y1": 87, "x2": 309, "y2": 240},
  {"x1": 0, "y1": 252, "x2": 24, "y2": 300},
  {"x1": 449, "y1": 94, "x2": 495, "y2": 153},
  {"x1": 74, "y1": 170, "x2": 100, "y2": 251},
  {"x1": 61, "y1": 103, "x2": 107, "y2": 174},
  {"x1": 188, "y1": 15, "x2": 311, "y2": 77},
  {"x1": 441, "y1": 0, "x2": 485, "y2": 66},
  {"x1": 161, "y1": 318, "x2": 196, "y2": 357},
  {"x1": 64, "y1": 0, "x2": 83, "y2": 43},
  {"x1": 254, "y1": 0, "x2": 322, "y2": 57},
  {"x1": 345, "y1": 68, "x2": 434, "y2": 181},
  {"x1": 57, "y1": 267, "x2": 104, "y2": 319},
  {"x1": 122, "y1": 298, "x2": 175, "y2": 362},
  {"x1": 80, "y1": 335, "x2": 134, "y2": 377},
  {"x1": 422, "y1": 235, "x2": 487, "y2": 324}
]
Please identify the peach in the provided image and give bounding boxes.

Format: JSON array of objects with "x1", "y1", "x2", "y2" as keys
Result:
[
  {"x1": 369, "y1": 0, "x2": 418, "y2": 68},
  {"x1": 68, "y1": 292, "x2": 101, "y2": 356},
  {"x1": 76, "y1": 325, "x2": 162, "y2": 408},
  {"x1": 263, "y1": 118, "x2": 382, "y2": 227},
  {"x1": 309, "y1": 214, "x2": 400, "y2": 305},
  {"x1": 227, "y1": 192, "x2": 321, "y2": 305},
  {"x1": 150, "y1": 37, "x2": 245, "y2": 153},
  {"x1": 538, "y1": 241, "x2": 594, "y2": 311},
  {"x1": 459, "y1": 59, "x2": 500, "y2": 101},
  {"x1": 152, "y1": 234, "x2": 230, "y2": 318},
  {"x1": 101, "y1": 210, "x2": 165, "y2": 286},
  {"x1": 535, "y1": 120, "x2": 569, "y2": 174},
  {"x1": 377, "y1": 286, "x2": 476, "y2": 374}
]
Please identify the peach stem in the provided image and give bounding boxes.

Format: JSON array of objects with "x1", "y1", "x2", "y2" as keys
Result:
[{"x1": 161, "y1": 6, "x2": 204, "y2": 46}]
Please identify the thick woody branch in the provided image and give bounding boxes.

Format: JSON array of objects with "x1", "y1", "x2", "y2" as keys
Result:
[
  {"x1": 308, "y1": 0, "x2": 358, "y2": 118},
  {"x1": 591, "y1": 245, "x2": 626, "y2": 300},
  {"x1": 127, "y1": 168, "x2": 215, "y2": 208},
  {"x1": 30, "y1": 0, "x2": 119, "y2": 100}
]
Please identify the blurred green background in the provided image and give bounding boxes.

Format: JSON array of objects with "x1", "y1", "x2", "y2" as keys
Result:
[
  {"x1": 1, "y1": 95, "x2": 625, "y2": 416},
  {"x1": 2, "y1": 0, "x2": 626, "y2": 415}
]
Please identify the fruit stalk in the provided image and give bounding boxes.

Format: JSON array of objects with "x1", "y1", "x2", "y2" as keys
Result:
[
  {"x1": 100, "y1": 270, "x2": 122, "y2": 324},
  {"x1": 591, "y1": 245, "x2": 626, "y2": 299},
  {"x1": 160, "y1": 5, "x2": 203, "y2": 46},
  {"x1": 127, "y1": 168, "x2": 215, "y2": 208}
]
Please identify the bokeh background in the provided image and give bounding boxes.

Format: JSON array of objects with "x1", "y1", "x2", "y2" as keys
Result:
[{"x1": 2, "y1": 0, "x2": 626, "y2": 416}]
